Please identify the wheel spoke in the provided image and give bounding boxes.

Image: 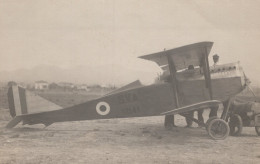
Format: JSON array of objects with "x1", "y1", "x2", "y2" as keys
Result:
[{"x1": 207, "y1": 118, "x2": 230, "y2": 140}]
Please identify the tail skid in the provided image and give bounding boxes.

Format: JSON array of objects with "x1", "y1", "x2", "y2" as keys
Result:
[{"x1": 5, "y1": 116, "x2": 22, "y2": 129}]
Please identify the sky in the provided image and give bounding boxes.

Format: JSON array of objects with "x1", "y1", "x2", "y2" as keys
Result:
[{"x1": 1, "y1": 0, "x2": 260, "y2": 85}]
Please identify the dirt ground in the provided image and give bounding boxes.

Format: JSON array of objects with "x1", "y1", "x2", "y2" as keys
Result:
[{"x1": 0, "y1": 108, "x2": 259, "y2": 164}]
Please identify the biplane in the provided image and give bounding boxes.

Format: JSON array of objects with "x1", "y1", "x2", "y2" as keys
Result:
[{"x1": 6, "y1": 42, "x2": 249, "y2": 140}]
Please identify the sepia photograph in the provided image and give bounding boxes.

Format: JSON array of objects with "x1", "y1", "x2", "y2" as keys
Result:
[{"x1": 0, "y1": 0, "x2": 260, "y2": 163}]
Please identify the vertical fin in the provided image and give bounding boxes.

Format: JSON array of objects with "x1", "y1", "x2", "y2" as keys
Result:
[
  {"x1": 6, "y1": 85, "x2": 62, "y2": 128},
  {"x1": 12, "y1": 86, "x2": 22, "y2": 115},
  {"x1": 7, "y1": 85, "x2": 62, "y2": 116}
]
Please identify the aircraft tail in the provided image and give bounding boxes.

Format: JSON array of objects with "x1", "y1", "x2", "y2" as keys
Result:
[{"x1": 6, "y1": 85, "x2": 62, "y2": 128}]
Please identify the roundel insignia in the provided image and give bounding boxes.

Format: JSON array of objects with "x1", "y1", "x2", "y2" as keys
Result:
[{"x1": 96, "y1": 101, "x2": 110, "y2": 115}]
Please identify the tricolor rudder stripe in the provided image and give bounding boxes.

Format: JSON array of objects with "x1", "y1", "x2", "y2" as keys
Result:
[
  {"x1": 18, "y1": 87, "x2": 28, "y2": 115},
  {"x1": 7, "y1": 85, "x2": 28, "y2": 117}
]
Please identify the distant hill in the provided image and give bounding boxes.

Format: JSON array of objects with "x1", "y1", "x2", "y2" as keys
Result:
[{"x1": 0, "y1": 64, "x2": 157, "y2": 85}]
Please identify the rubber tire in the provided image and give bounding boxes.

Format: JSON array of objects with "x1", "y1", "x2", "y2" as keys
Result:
[
  {"x1": 255, "y1": 127, "x2": 260, "y2": 136},
  {"x1": 229, "y1": 114, "x2": 243, "y2": 136},
  {"x1": 206, "y1": 116, "x2": 218, "y2": 131},
  {"x1": 207, "y1": 118, "x2": 230, "y2": 140}
]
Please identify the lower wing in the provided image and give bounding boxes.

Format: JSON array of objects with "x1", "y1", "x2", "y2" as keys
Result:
[{"x1": 160, "y1": 100, "x2": 221, "y2": 115}]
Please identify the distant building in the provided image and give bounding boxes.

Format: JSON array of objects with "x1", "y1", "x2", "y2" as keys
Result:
[
  {"x1": 76, "y1": 84, "x2": 89, "y2": 91},
  {"x1": 58, "y1": 82, "x2": 74, "y2": 88},
  {"x1": 26, "y1": 83, "x2": 35, "y2": 90},
  {"x1": 35, "y1": 80, "x2": 49, "y2": 90}
]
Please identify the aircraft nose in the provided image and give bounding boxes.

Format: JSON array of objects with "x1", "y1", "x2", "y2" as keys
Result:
[
  {"x1": 239, "y1": 65, "x2": 250, "y2": 86},
  {"x1": 245, "y1": 76, "x2": 251, "y2": 86},
  {"x1": 243, "y1": 71, "x2": 251, "y2": 86},
  {"x1": 241, "y1": 70, "x2": 251, "y2": 88}
]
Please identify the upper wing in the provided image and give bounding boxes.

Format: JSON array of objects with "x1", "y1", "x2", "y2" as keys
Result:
[
  {"x1": 160, "y1": 100, "x2": 221, "y2": 115},
  {"x1": 139, "y1": 42, "x2": 213, "y2": 71}
]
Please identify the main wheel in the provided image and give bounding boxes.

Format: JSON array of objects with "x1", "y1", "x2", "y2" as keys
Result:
[
  {"x1": 229, "y1": 114, "x2": 243, "y2": 136},
  {"x1": 255, "y1": 127, "x2": 260, "y2": 136},
  {"x1": 207, "y1": 118, "x2": 230, "y2": 140},
  {"x1": 206, "y1": 116, "x2": 218, "y2": 131}
]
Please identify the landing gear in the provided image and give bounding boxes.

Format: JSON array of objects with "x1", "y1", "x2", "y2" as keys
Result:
[
  {"x1": 205, "y1": 116, "x2": 218, "y2": 131},
  {"x1": 205, "y1": 99, "x2": 232, "y2": 140},
  {"x1": 207, "y1": 118, "x2": 230, "y2": 140},
  {"x1": 229, "y1": 114, "x2": 243, "y2": 136},
  {"x1": 164, "y1": 115, "x2": 176, "y2": 130}
]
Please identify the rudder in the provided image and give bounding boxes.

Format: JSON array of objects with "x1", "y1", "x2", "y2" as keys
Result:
[
  {"x1": 6, "y1": 85, "x2": 62, "y2": 128},
  {"x1": 7, "y1": 85, "x2": 29, "y2": 117}
]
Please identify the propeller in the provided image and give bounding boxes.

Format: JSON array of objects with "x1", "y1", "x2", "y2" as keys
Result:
[{"x1": 244, "y1": 73, "x2": 257, "y2": 101}]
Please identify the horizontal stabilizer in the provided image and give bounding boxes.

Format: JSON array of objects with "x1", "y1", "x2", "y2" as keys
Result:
[{"x1": 161, "y1": 100, "x2": 221, "y2": 115}]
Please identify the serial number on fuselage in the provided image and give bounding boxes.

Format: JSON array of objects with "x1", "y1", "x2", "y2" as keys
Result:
[
  {"x1": 121, "y1": 105, "x2": 140, "y2": 114},
  {"x1": 118, "y1": 92, "x2": 139, "y2": 104},
  {"x1": 117, "y1": 92, "x2": 140, "y2": 115}
]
